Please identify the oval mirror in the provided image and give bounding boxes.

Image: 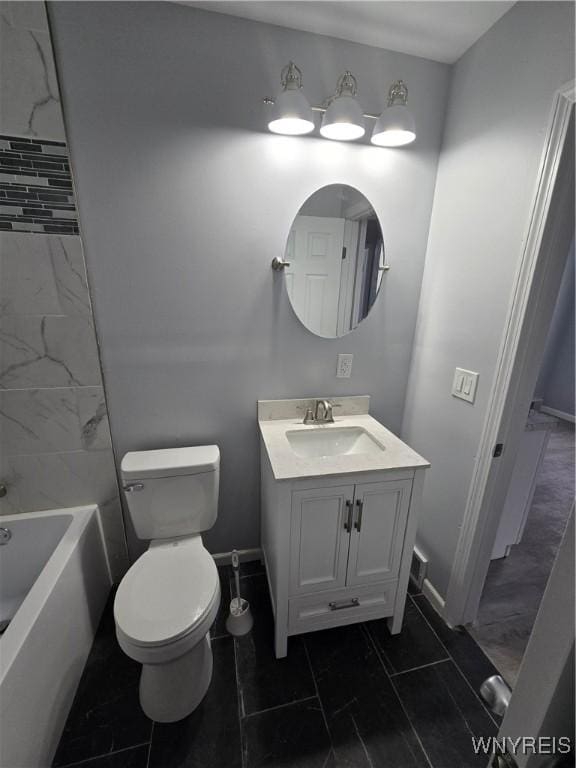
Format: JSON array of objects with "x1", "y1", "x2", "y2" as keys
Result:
[{"x1": 283, "y1": 184, "x2": 386, "y2": 338}]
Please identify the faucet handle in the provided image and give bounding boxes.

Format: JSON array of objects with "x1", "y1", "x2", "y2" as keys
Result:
[{"x1": 303, "y1": 407, "x2": 315, "y2": 425}]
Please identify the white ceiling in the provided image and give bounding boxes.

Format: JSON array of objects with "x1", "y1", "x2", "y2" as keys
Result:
[{"x1": 181, "y1": 1, "x2": 516, "y2": 64}]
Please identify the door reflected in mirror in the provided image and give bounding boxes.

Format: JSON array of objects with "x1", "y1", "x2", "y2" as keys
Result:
[{"x1": 284, "y1": 184, "x2": 386, "y2": 338}]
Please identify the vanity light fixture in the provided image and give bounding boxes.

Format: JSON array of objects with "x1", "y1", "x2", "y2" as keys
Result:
[
  {"x1": 370, "y1": 80, "x2": 416, "y2": 147},
  {"x1": 264, "y1": 64, "x2": 416, "y2": 147},
  {"x1": 267, "y1": 61, "x2": 315, "y2": 136},
  {"x1": 320, "y1": 71, "x2": 365, "y2": 141}
]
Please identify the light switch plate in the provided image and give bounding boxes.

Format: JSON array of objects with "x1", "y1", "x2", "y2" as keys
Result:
[
  {"x1": 452, "y1": 367, "x2": 479, "y2": 403},
  {"x1": 336, "y1": 354, "x2": 353, "y2": 378}
]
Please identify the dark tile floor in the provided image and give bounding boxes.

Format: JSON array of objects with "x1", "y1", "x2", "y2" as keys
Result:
[{"x1": 54, "y1": 564, "x2": 502, "y2": 768}]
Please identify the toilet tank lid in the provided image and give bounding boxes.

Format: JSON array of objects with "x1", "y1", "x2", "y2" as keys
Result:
[{"x1": 121, "y1": 446, "x2": 220, "y2": 480}]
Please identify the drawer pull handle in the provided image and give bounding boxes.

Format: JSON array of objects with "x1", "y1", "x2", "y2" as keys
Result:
[
  {"x1": 355, "y1": 499, "x2": 363, "y2": 532},
  {"x1": 329, "y1": 598, "x2": 360, "y2": 611},
  {"x1": 344, "y1": 500, "x2": 353, "y2": 532}
]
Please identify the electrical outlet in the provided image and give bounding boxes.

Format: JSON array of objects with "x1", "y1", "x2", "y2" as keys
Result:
[
  {"x1": 336, "y1": 354, "x2": 353, "y2": 378},
  {"x1": 452, "y1": 367, "x2": 479, "y2": 403}
]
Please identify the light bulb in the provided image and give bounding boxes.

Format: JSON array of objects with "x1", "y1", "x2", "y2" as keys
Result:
[
  {"x1": 320, "y1": 72, "x2": 365, "y2": 142},
  {"x1": 268, "y1": 62, "x2": 314, "y2": 136},
  {"x1": 371, "y1": 82, "x2": 416, "y2": 147}
]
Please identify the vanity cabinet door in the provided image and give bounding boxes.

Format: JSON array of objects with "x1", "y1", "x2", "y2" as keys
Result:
[
  {"x1": 289, "y1": 485, "x2": 354, "y2": 596},
  {"x1": 346, "y1": 479, "x2": 412, "y2": 587}
]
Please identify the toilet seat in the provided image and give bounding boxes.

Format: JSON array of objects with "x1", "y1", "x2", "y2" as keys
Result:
[{"x1": 114, "y1": 536, "x2": 219, "y2": 650}]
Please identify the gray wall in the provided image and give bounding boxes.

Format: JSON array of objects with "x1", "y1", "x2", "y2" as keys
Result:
[
  {"x1": 535, "y1": 240, "x2": 575, "y2": 417},
  {"x1": 49, "y1": 2, "x2": 450, "y2": 557},
  {"x1": 401, "y1": 1, "x2": 575, "y2": 596}
]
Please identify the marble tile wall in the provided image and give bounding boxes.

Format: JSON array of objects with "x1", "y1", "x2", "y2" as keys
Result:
[
  {"x1": 0, "y1": 2, "x2": 128, "y2": 581},
  {"x1": 0, "y1": 2, "x2": 65, "y2": 140},
  {"x1": 0, "y1": 232, "x2": 129, "y2": 580},
  {"x1": 1, "y1": 3, "x2": 78, "y2": 234}
]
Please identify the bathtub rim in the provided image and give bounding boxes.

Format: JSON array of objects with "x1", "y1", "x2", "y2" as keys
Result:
[{"x1": 0, "y1": 504, "x2": 112, "y2": 682}]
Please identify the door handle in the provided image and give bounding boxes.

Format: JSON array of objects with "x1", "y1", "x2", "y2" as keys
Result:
[
  {"x1": 355, "y1": 499, "x2": 363, "y2": 532},
  {"x1": 480, "y1": 675, "x2": 511, "y2": 717},
  {"x1": 123, "y1": 483, "x2": 144, "y2": 493},
  {"x1": 344, "y1": 500, "x2": 353, "y2": 532}
]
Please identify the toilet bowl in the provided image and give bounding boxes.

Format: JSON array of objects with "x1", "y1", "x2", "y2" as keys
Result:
[
  {"x1": 114, "y1": 535, "x2": 220, "y2": 722},
  {"x1": 114, "y1": 445, "x2": 221, "y2": 722}
]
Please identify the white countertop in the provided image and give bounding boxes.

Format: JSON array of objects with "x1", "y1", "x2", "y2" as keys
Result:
[{"x1": 259, "y1": 405, "x2": 430, "y2": 481}]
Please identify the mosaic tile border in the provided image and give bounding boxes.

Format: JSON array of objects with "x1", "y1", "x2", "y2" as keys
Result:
[{"x1": 0, "y1": 135, "x2": 78, "y2": 235}]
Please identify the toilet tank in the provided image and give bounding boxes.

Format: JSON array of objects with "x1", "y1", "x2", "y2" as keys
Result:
[{"x1": 120, "y1": 446, "x2": 220, "y2": 540}]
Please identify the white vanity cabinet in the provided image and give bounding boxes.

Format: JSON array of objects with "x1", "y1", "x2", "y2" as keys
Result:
[
  {"x1": 258, "y1": 396, "x2": 429, "y2": 659},
  {"x1": 290, "y1": 479, "x2": 412, "y2": 595},
  {"x1": 261, "y1": 461, "x2": 426, "y2": 657}
]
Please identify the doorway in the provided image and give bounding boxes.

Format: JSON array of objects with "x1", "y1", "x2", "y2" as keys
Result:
[
  {"x1": 470, "y1": 235, "x2": 574, "y2": 684},
  {"x1": 470, "y1": 409, "x2": 574, "y2": 686},
  {"x1": 444, "y1": 81, "x2": 575, "y2": 669}
]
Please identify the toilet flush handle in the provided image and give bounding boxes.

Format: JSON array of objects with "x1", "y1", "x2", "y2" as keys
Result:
[{"x1": 123, "y1": 483, "x2": 144, "y2": 493}]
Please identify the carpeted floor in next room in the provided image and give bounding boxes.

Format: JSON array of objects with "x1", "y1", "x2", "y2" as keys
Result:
[
  {"x1": 470, "y1": 421, "x2": 575, "y2": 686},
  {"x1": 53, "y1": 562, "x2": 504, "y2": 768}
]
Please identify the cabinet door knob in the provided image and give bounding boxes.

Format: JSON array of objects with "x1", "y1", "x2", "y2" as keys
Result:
[
  {"x1": 344, "y1": 500, "x2": 353, "y2": 532},
  {"x1": 355, "y1": 499, "x2": 364, "y2": 532}
]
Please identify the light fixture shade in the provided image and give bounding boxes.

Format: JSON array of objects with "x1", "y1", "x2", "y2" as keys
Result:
[
  {"x1": 268, "y1": 86, "x2": 314, "y2": 135},
  {"x1": 371, "y1": 104, "x2": 416, "y2": 147},
  {"x1": 320, "y1": 95, "x2": 365, "y2": 141}
]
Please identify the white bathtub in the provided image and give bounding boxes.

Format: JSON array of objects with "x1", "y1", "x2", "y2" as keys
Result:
[{"x1": 0, "y1": 506, "x2": 112, "y2": 768}]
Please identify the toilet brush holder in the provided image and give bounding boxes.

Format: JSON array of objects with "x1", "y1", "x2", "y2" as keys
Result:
[
  {"x1": 226, "y1": 597, "x2": 253, "y2": 636},
  {"x1": 226, "y1": 549, "x2": 254, "y2": 636}
]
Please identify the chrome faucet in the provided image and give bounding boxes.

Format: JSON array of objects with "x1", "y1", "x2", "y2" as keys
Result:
[
  {"x1": 315, "y1": 399, "x2": 334, "y2": 423},
  {"x1": 302, "y1": 399, "x2": 341, "y2": 424}
]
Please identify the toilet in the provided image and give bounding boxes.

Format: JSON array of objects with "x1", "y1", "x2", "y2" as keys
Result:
[{"x1": 113, "y1": 445, "x2": 221, "y2": 723}]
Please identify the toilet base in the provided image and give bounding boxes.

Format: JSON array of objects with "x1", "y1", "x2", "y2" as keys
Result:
[{"x1": 139, "y1": 634, "x2": 213, "y2": 722}]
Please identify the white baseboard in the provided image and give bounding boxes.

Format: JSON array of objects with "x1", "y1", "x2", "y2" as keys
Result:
[
  {"x1": 422, "y1": 578, "x2": 449, "y2": 623},
  {"x1": 212, "y1": 548, "x2": 262, "y2": 566},
  {"x1": 541, "y1": 405, "x2": 575, "y2": 424}
]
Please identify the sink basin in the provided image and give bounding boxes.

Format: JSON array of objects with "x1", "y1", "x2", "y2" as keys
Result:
[{"x1": 285, "y1": 426, "x2": 385, "y2": 459}]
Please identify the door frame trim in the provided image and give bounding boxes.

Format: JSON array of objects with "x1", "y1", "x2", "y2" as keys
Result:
[{"x1": 444, "y1": 80, "x2": 575, "y2": 627}]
